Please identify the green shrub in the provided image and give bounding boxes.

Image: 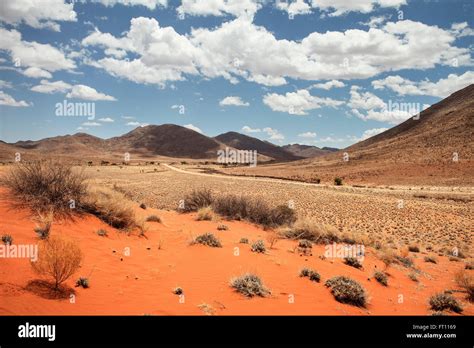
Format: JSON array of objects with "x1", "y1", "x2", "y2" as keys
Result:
[
  {"x1": 193, "y1": 233, "x2": 222, "y2": 248},
  {"x1": 230, "y1": 273, "x2": 270, "y2": 297},
  {"x1": 251, "y1": 240, "x2": 266, "y2": 253},
  {"x1": 429, "y1": 293, "x2": 463, "y2": 313},
  {"x1": 325, "y1": 276, "x2": 367, "y2": 307}
]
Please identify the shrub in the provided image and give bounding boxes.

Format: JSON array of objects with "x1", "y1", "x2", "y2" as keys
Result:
[
  {"x1": 230, "y1": 273, "x2": 270, "y2": 297},
  {"x1": 173, "y1": 287, "x2": 183, "y2": 295},
  {"x1": 325, "y1": 276, "x2": 367, "y2": 307},
  {"x1": 1, "y1": 160, "x2": 87, "y2": 216},
  {"x1": 146, "y1": 215, "x2": 161, "y2": 223},
  {"x1": 31, "y1": 235, "x2": 82, "y2": 290},
  {"x1": 374, "y1": 271, "x2": 388, "y2": 286},
  {"x1": 280, "y1": 217, "x2": 340, "y2": 244},
  {"x1": 408, "y1": 272, "x2": 418, "y2": 282},
  {"x1": 181, "y1": 189, "x2": 213, "y2": 212},
  {"x1": 454, "y1": 270, "x2": 474, "y2": 302},
  {"x1": 1, "y1": 234, "x2": 13, "y2": 245},
  {"x1": 251, "y1": 240, "x2": 266, "y2": 253},
  {"x1": 96, "y1": 229, "x2": 108, "y2": 237},
  {"x1": 196, "y1": 207, "x2": 214, "y2": 221},
  {"x1": 298, "y1": 239, "x2": 312, "y2": 249},
  {"x1": 139, "y1": 203, "x2": 147, "y2": 210},
  {"x1": 239, "y1": 238, "x2": 249, "y2": 244},
  {"x1": 429, "y1": 293, "x2": 463, "y2": 313},
  {"x1": 395, "y1": 255, "x2": 414, "y2": 268},
  {"x1": 193, "y1": 233, "x2": 222, "y2": 248},
  {"x1": 269, "y1": 205, "x2": 297, "y2": 226},
  {"x1": 217, "y1": 224, "x2": 228, "y2": 231},
  {"x1": 344, "y1": 256, "x2": 363, "y2": 269},
  {"x1": 424, "y1": 256, "x2": 438, "y2": 264},
  {"x1": 408, "y1": 245, "x2": 420, "y2": 253},
  {"x1": 299, "y1": 268, "x2": 320, "y2": 282},
  {"x1": 334, "y1": 177, "x2": 343, "y2": 186},
  {"x1": 75, "y1": 277, "x2": 89, "y2": 288},
  {"x1": 82, "y1": 186, "x2": 136, "y2": 230},
  {"x1": 266, "y1": 232, "x2": 279, "y2": 249},
  {"x1": 465, "y1": 261, "x2": 474, "y2": 270},
  {"x1": 34, "y1": 211, "x2": 53, "y2": 240}
]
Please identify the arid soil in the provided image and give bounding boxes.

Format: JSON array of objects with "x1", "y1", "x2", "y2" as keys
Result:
[
  {"x1": 78, "y1": 164, "x2": 473, "y2": 251},
  {"x1": 0, "y1": 188, "x2": 472, "y2": 316}
]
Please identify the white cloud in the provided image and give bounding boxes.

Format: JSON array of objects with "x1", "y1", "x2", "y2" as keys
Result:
[
  {"x1": 125, "y1": 121, "x2": 148, "y2": 127},
  {"x1": 242, "y1": 125, "x2": 261, "y2": 133},
  {"x1": 450, "y1": 22, "x2": 474, "y2": 38},
  {"x1": 177, "y1": 0, "x2": 261, "y2": 19},
  {"x1": 0, "y1": 91, "x2": 30, "y2": 107},
  {"x1": 66, "y1": 85, "x2": 116, "y2": 101},
  {"x1": 31, "y1": 80, "x2": 72, "y2": 94},
  {"x1": 93, "y1": 0, "x2": 168, "y2": 9},
  {"x1": 22, "y1": 67, "x2": 53, "y2": 79},
  {"x1": 184, "y1": 123, "x2": 203, "y2": 133},
  {"x1": 310, "y1": 0, "x2": 406, "y2": 17},
  {"x1": 263, "y1": 127, "x2": 284, "y2": 141},
  {"x1": 82, "y1": 17, "x2": 472, "y2": 87},
  {"x1": 98, "y1": 117, "x2": 114, "y2": 122},
  {"x1": 360, "y1": 127, "x2": 388, "y2": 140},
  {"x1": 298, "y1": 131, "x2": 317, "y2": 138},
  {"x1": 372, "y1": 71, "x2": 474, "y2": 98},
  {"x1": 122, "y1": 116, "x2": 135, "y2": 120},
  {"x1": 219, "y1": 96, "x2": 249, "y2": 107},
  {"x1": 0, "y1": 80, "x2": 13, "y2": 89},
  {"x1": 263, "y1": 89, "x2": 343, "y2": 115},
  {"x1": 82, "y1": 121, "x2": 101, "y2": 127},
  {"x1": 276, "y1": 0, "x2": 312, "y2": 16},
  {"x1": 0, "y1": 28, "x2": 76, "y2": 73},
  {"x1": 0, "y1": 0, "x2": 77, "y2": 31},
  {"x1": 310, "y1": 80, "x2": 345, "y2": 90}
]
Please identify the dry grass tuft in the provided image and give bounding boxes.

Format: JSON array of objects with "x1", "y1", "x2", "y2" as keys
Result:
[
  {"x1": 279, "y1": 217, "x2": 341, "y2": 244},
  {"x1": 454, "y1": 270, "x2": 474, "y2": 302},
  {"x1": 230, "y1": 273, "x2": 270, "y2": 297},
  {"x1": 196, "y1": 206, "x2": 215, "y2": 221},
  {"x1": 429, "y1": 292, "x2": 463, "y2": 313},
  {"x1": 325, "y1": 276, "x2": 367, "y2": 307}
]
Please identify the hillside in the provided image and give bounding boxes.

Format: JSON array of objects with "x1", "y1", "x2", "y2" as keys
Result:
[{"x1": 282, "y1": 144, "x2": 333, "y2": 158}]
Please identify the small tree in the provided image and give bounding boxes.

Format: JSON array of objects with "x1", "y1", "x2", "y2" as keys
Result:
[{"x1": 31, "y1": 235, "x2": 83, "y2": 290}]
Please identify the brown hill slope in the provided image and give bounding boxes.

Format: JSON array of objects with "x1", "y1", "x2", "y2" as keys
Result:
[
  {"x1": 215, "y1": 131, "x2": 301, "y2": 161},
  {"x1": 282, "y1": 144, "x2": 333, "y2": 158}
]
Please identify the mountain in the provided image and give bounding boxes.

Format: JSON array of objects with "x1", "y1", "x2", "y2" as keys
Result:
[
  {"x1": 322, "y1": 147, "x2": 339, "y2": 152},
  {"x1": 282, "y1": 144, "x2": 332, "y2": 158},
  {"x1": 214, "y1": 132, "x2": 301, "y2": 161}
]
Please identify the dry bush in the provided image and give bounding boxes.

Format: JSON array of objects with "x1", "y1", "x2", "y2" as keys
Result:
[
  {"x1": 192, "y1": 233, "x2": 222, "y2": 248},
  {"x1": 454, "y1": 270, "x2": 474, "y2": 302},
  {"x1": 299, "y1": 268, "x2": 320, "y2": 282},
  {"x1": 146, "y1": 215, "x2": 161, "y2": 223},
  {"x1": 279, "y1": 217, "x2": 340, "y2": 244},
  {"x1": 325, "y1": 276, "x2": 367, "y2": 307},
  {"x1": 82, "y1": 186, "x2": 136, "y2": 230},
  {"x1": 344, "y1": 256, "x2": 363, "y2": 269},
  {"x1": 429, "y1": 292, "x2": 463, "y2": 313},
  {"x1": 196, "y1": 206, "x2": 215, "y2": 221},
  {"x1": 266, "y1": 232, "x2": 279, "y2": 249},
  {"x1": 34, "y1": 211, "x2": 54, "y2": 240},
  {"x1": 230, "y1": 273, "x2": 270, "y2": 297},
  {"x1": 374, "y1": 271, "x2": 388, "y2": 286},
  {"x1": 1, "y1": 160, "x2": 87, "y2": 216},
  {"x1": 31, "y1": 235, "x2": 83, "y2": 290},
  {"x1": 251, "y1": 240, "x2": 266, "y2": 253},
  {"x1": 181, "y1": 189, "x2": 213, "y2": 212},
  {"x1": 424, "y1": 256, "x2": 438, "y2": 264}
]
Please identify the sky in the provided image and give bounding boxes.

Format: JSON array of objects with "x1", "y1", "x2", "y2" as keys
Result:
[{"x1": 0, "y1": 0, "x2": 473, "y2": 148}]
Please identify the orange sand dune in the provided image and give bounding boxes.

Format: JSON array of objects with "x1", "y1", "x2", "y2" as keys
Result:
[{"x1": 0, "y1": 193, "x2": 472, "y2": 316}]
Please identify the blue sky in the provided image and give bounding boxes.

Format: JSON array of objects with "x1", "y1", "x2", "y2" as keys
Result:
[{"x1": 0, "y1": 0, "x2": 472, "y2": 148}]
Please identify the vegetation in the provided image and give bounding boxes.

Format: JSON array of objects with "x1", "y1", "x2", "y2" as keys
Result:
[
  {"x1": 193, "y1": 233, "x2": 222, "y2": 248},
  {"x1": 251, "y1": 240, "x2": 266, "y2": 253},
  {"x1": 424, "y1": 256, "x2": 438, "y2": 264},
  {"x1": 173, "y1": 287, "x2": 183, "y2": 295},
  {"x1": 146, "y1": 215, "x2": 161, "y2": 223},
  {"x1": 408, "y1": 245, "x2": 420, "y2": 253},
  {"x1": 429, "y1": 293, "x2": 463, "y2": 313},
  {"x1": 34, "y1": 211, "x2": 53, "y2": 240},
  {"x1": 280, "y1": 217, "x2": 341, "y2": 244},
  {"x1": 374, "y1": 271, "x2": 388, "y2": 286},
  {"x1": 454, "y1": 270, "x2": 473, "y2": 302},
  {"x1": 75, "y1": 277, "x2": 89, "y2": 289},
  {"x1": 230, "y1": 273, "x2": 270, "y2": 297},
  {"x1": 96, "y1": 229, "x2": 108, "y2": 237},
  {"x1": 196, "y1": 206, "x2": 214, "y2": 221},
  {"x1": 299, "y1": 268, "x2": 320, "y2": 282},
  {"x1": 31, "y1": 235, "x2": 83, "y2": 290},
  {"x1": 239, "y1": 238, "x2": 249, "y2": 244},
  {"x1": 1, "y1": 234, "x2": 13, "y2": 245},
  {"x1": 181, "y1": 189, "x2": 213, "y2": 213},
  {"x1": 334, "y1": 177, "x2": 343, "y2": 186},
  {"x1": 344, "y1": 256, "x2": 363, "y2": 269},
  {"x1": 325, "y1": 276, "x2": 367, "y2": 307},
  {"x1": 217, "y1": 224, "x2": 228, "y2": 231}
]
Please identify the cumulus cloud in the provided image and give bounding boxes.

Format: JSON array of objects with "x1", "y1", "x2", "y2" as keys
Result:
[
  {"x1": 263, "y1": 89, "x2": 343, "y2": 115},
  {"x1": 0, "y1": 91, "x2": 30, "y2": 107},
  {"x1": 310, "y1": 0, "x2": 406, "y2": 17},
  {"x1": 31, "y1": 80, "x2": 116, "y2": 101},
  {"x1": 360, "y1": 127, "x2": 388, "y2": 140},
  {"x1": 298, "y1": 131, "x2": 317, "y2": 138},
  {"x1": 242, "y1": 125, "x2": 261, "y2": 133},
  {"x1": 263, "y1": 127, "x2": 285, "y2": 141},
  {"x1": 184, "y1": 123, "x2": 203, "y2": 133},
  {"x1": 177, "y1": 0, "x2": 262, "y2": 19},
  {"x1": 0, "y1": 28, "x2": 76, "y2": 73},
  {"x1": 219, "y1": 96, "x2": 249, "y2": 106},
  {"x1": 276, "y1": 0, "x2": 312, "y2": 16},
  {"x1": 22, "y1": 67, "x2": 53, "y2": 79},
  {"x1": 93, "y1": 0, "x2": 168, "y2": 9},
  {"x1": 372, "y1": 71, "x2": 474, "y2": 98},
  {"x1": 98, "y1": 117, "x2": 115, "y2": 122},
  {"x1": 82, "y1": 121, "x2": 101, "y2": 127},
  {"x1": 310, "y1": 80, "x2": 345, "y2": 90},
  {"x1": 0, "y1": 0, "x2": 77, "y2": 31},
  {"x1": 81, "y1": 17, "x2": 471, "y2": 88}
]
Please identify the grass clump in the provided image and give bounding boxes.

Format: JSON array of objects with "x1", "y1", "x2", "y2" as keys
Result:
[
  {"x1": 1, "y1": 234, "x2": 13, "y2": 245},
  {"x1": 299, "y1": 268, "x2": 320, "y2": 282},
  {"x1": 334, "y1": 177, "x2": 343, "y2": 186},
  {"x1": 196, "y1": 206, "x2": 214, "y2": 221},
  {"x1": 172, "y1": 287, "x2": 183, "y2": 295},
  {"x1": 139, "y1": 203, "x2": 147, "y2": 210},
  {"x1": 325, "y1": 276, "x2": 367, "y2": 307},
  {"x1": 230, "y1": 273, "x2": 270, "y2": 297},
  {"x1": 239, "y1": 238, "x2": 249, "y2": 244},
  {"x1": 193, "y1": 233, "x2": 222, "y2": 248},
  {"x1": 181, "y1": 189, "x2": 213, "y2": 212},
  {"x1": 280, "y1": 217, "x2": 341, "y2": 244},
  {"x1": 34, "y1": 211, "x2": 53, "y2": 240},
  {"x1": 429, "y1": 292, "x2": 463, "y2": 313},
  {"x1": 96, "y1": 229, "x2": 108, "y2": 237},
  {"x1": 454, "y1": 270, "x2": 474, "y2": 302},
  {"x1": 408, "y1": 272, "x2": 419, "y2": 282},
  {"x1": 424, "y1": 256, "x2": 438, "y2": 264},
  {"x1": 0, "y1": 160, "x2": 87, "y2": 216},
  {"x1": 217, "y1": 224, "x2": 228, "y2": 231},
  {"x1": 146, "y1": 215, "x2": 161, "y2": 223},
  {"x1": 75, "y1": 277, "x2": 89, "y2": 289},
  {"x1": 344, "y1": 256, "x2": 363, "y2": 269},
  {"x1": 374, "y1": 271, "x2": 388, "y2": 286},
  {"x1": 408, "y1": 245, "x2": 420, "y2": 253},
  {"x1": 251, "y1": 240, "x2": 266, "y2": 253}
]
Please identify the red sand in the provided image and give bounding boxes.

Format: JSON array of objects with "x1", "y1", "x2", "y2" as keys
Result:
[{"x1": 0, "y1": 191, "x2": 472, "y2": 316}]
